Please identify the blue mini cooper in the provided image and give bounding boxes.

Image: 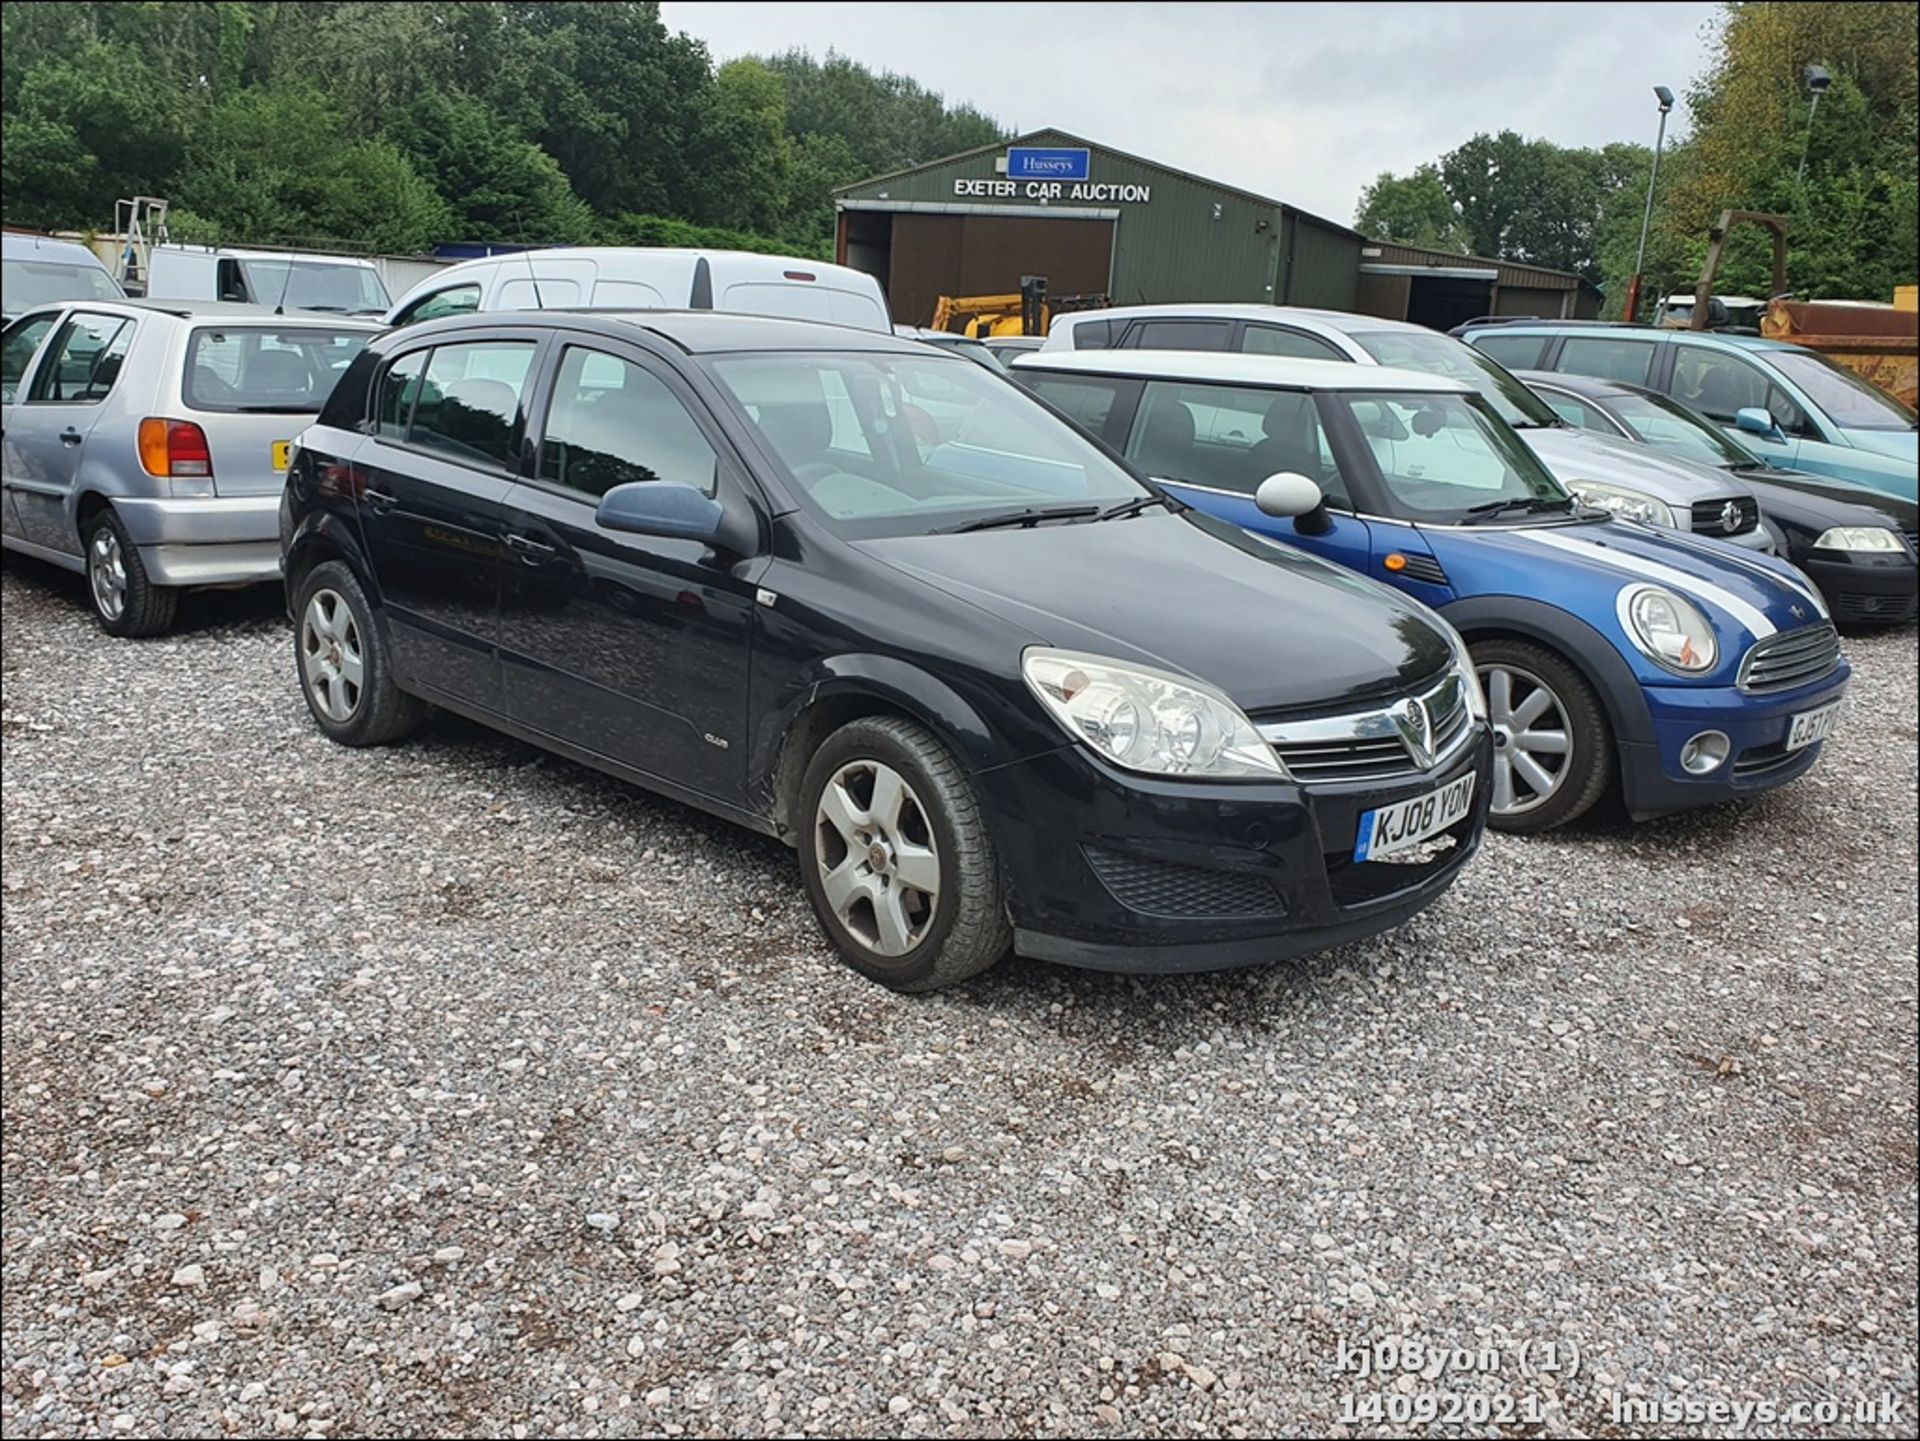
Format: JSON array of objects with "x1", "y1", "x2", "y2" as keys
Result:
[{"x1": 1014, "y1": 350, "x2": 1851, "y2": 832}]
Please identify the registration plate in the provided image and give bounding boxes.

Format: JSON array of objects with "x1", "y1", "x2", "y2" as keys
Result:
[
  {"x1": 1785, "y1": 699, "x2": 1841, "y2": 751},
  {"x1": 1354, "y1": 772, "x2": 1476, "y2": 863},
  {"x1": 272, "y1": 440, "x2": 292, "y2": 471}
]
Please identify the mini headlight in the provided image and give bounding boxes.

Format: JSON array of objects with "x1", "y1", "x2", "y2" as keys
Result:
[
  {"x1": 1022, "y1": 649, "x2": 1283, "y2": 779},
  {"x1": 1572, "y1": 482, "x2": 1675, "y2": 529},
  {"x1": 1813, "y1": 526, "x2": 1904, "y2": 553},
  {"x1": 1617, "y1": 584, "x2": 1718, "y2": 674}
]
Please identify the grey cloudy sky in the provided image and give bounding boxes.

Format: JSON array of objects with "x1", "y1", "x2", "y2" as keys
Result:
[{"x1": 660, "y1": 1, "x2": 1724, "y2": 222}]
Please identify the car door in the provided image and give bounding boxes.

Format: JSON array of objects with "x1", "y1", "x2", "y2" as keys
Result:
[
  {"x1": 1119, "y1": 377, "x2": 1375, "y2": 572},
  {"x1": 3, "y1": 309, "x2": 135, "y2": 554},
  {"x1": 498, "y1": 338, "x2": 761, "y2": 804},
  {"x1": 1, "y1": 309, "x2": 65, "y2": 543},
  {"x1": 355, "y1": 329, "x2": 542, "y2": 709}
]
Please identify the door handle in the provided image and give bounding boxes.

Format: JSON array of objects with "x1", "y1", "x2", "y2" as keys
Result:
[
  {"x1": 506, "y1": 532, "x2": 559, "y2": 563},
  {"x1": 59, "y1": 428, "x2": 84, "y2": 447},
  {"x1": 362, "y1": 487, "x2": 398, "y2": 512}
]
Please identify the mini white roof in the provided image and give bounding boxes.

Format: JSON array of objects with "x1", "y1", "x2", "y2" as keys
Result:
[{"x1": 1013, "y1": 348, "x2": 1472, "y2": 394}]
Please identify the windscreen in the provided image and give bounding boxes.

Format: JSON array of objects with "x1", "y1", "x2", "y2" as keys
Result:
[
  {"x1": 1607, "y1": 391, "x2": 1757, "y2": 468},
  {"x1": 1348, "y1": 329, "x2": 1562, "y2": 428},
  {"x1": 1764, "y1": 349, "x2": 1917, "y2": 431},
  {"x1": 184, "y1": 327, "x2": 373, "y2": 412},
  {"x1": 239, "y1": 259, "x2": 390, "y2": 314},
  {"x1": 706, "y1": 350, "x2": 1148, "y2": 537},
  {"x1": 1337, "y1": 390, "x2": 1569, "y2": 520},
  {"x1": 2, "y1": 258, "x2": 124, "y2": 311}
]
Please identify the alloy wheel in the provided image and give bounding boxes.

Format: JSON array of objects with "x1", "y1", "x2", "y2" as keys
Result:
[
  {"x1": 300, "y1": 589, "x2": 366, "y2": 724},
  {"x1": 813, "y1": 759, "x2": 941, "y2": 957},
  {"x1": 89, "y1": 527, "x2": 127, "y2": 622},
  {"x1": 1480, "y1": 661, "x2": 1573, "y2": 817}
]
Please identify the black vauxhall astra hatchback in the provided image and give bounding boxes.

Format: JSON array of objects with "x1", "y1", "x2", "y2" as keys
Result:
[{"x1": 281, "y1": 311, "x2": 1493, "y2": 990}]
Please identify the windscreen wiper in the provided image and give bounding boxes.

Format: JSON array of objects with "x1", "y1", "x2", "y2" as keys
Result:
[
  {"x1": 1095, "y1": 494, "x2": 1181, "y2": 522},
  {"x1": 1460, "y1": 496, "x2": 1572, "y2": 524},
  {"x1": 940, "y1": 504, "x2": 1102, "y2": 533}
]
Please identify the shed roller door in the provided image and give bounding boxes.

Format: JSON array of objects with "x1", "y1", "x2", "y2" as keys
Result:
[{"x1": 888, "y1": 213, "x2": 1114, "y2": 327}]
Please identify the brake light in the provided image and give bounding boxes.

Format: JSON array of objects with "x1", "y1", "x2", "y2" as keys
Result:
[
  {"x1": 782, "y1": 270, "x2": 816, "y2": 282},
  {"x1": 137, "y1": 419, "x2": 214, "y2": 479}
]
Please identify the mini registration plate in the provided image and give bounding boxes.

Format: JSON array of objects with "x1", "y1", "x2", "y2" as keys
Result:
[
  {"x1": 272, "y1": 440, "x2": 292, "y2": 471},
  {"x1": 1354, "y1": 772, "x2": 1476, "y2": 863},
  {"x1": 1785, "y1": 700, "x2": 1841, "y2": 751}
]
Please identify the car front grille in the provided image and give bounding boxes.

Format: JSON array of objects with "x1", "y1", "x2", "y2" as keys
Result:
[
  {"x1": 1732, "y1": 739, "x2": 1808, "y2": 779},
  {"x1": 1258, "y1": 670, "x2": 1473, "y2": 783},
  {"x1": 1738, "y1": 623, "x2": 1841, "y2": 694},
  {"x1": 1830, "y1": 588, "x2": 1919, "y2": 625},
  {"x1": 1083, "y1": 847, "x2": 1286, "y2": 919},
  {"x1": 1691, "y1": 496, "x2": 1761, "y2": 536}
]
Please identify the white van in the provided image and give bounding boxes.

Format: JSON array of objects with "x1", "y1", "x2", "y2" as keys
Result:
[
  {"x1": 382, "y1": 247, "x2": 892, "y2": 334},
  {"x1": 143, "y1": 245, "x2": 391, "y2": 316}
]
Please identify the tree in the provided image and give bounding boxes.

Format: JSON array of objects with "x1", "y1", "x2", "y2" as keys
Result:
[
  {"x1": 1354, "y1": 165, "x2": 1467, "y2": 251},
  {"x1": 386, "y1": 90, "x2": 594, "y2": 244}
]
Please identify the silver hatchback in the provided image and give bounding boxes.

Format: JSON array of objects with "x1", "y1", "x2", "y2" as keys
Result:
[{"x1": 2, "y1": 300, "x2": 379, "y2": 635}]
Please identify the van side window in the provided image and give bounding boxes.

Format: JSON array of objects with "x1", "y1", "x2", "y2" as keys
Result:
[
  {"x1": 395, "y1": 284, "x2": 482, "y2": 327},
  {"x1": 1124, "y1": 380, "x2": 1348, "y2": 505},
  {"x1": 407, "y1": 341, "x2": 538, "y2": 468},
  {"x1": 1069, "y1": 318, "x2": 1115, "y2": 350},
  {"x1": 27, "y1": 313, "x2": 134, "y2": 403},
  {"x1": 538, "y1": 347, "x2": 717, "y2": 500},
  {"x1": 217, "y1": 258, "x2": 250, "y2": 303},
  {"x1": 1124, "y1": 319, "x2": 1231, "y2": 352},
  {"x1": 1469, "y1": 333, "x2": 1546, "y2": 371},
  {"x1": 1242, "y1": 325, "x2": 1345, "y2": 361},
  {"x1": 1555, "y1": 336, "x2": 1655, "y2": 385}
]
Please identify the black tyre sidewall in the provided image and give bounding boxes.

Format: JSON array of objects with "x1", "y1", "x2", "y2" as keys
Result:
[
  {"x1": 797, "y1": 717, "x2": 1008, "y2": 992},
  {"x1": 1473, "y1": 638, "x2": 1613, "y2": 834}
]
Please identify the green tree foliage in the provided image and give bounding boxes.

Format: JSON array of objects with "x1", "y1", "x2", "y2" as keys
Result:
[
  {"x1": 1354, "y1": 165, "x2": 1468, "y2": 251},
  {"x1": 0, "y1": 1, "x2": 1005, "y2": 256}
]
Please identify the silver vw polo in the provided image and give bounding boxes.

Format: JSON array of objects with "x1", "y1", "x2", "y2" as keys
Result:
[{"x1": 1, "y1": 299, "x2": 379, "y2": 635}]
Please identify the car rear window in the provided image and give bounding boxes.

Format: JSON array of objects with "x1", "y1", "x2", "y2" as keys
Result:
[{"x1": 185, "y1": 327, "x2": 373, "y2": 413}]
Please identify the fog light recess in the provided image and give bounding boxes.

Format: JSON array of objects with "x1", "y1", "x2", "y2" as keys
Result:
[{"x1": 1680, "y1": 730, "x2": 1731, "y2": 775}]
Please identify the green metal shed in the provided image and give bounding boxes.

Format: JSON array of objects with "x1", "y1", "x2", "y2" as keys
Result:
[{"x1": 833, "y1": 128, "x2": 1363, "y2": 328}]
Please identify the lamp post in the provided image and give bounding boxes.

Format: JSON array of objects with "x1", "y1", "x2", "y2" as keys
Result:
[
  {"x1": 1624, "y1": 85, "x2": 1675, "y2": 324},
  {"x1": 1796, "y1": 64, "x2": 1831, "y2": 187}
]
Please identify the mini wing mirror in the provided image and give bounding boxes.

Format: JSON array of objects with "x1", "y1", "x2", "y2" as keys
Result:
[
  {"x1": 596, "y1": 480, "x2": 730, "y2": 547},
  {"x1": 1254, "y1": 472, "x2": 1332, "y2": 535},
  {"x1": 1734, "y1": 406, "x2": 1783, "y2": 440}
]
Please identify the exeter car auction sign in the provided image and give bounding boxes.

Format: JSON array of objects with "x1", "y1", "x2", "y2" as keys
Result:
[{"x1": 950, "y1": 145, "x2": 1154, "y2": 203}]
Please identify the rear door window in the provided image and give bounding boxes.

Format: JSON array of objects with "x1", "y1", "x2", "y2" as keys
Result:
[
  {"x1": 1123, "y1": 319, "x2": 1232, "y2": 352},
  {"x1": 1555, "y1": 335, "x2": 1657, "y2": 385},
  {"x1": 1667, "y1": 344, "x2": 1811, "y2": 432},
  {"x1": 1468, "y1": 332, "x2": 1547, "y2": 370},
  {"x1": 1021, "y1": 373, "x2": 1142, "y2": 449},
  {"x1": 1241, "y1": 324, "x2": 1346, "y2": 361},
  {"x1": 27, "y1": 312, "x2": 134, "y2": 403},
  {"x1": 406, "y1": 341, "x2": 538, "y2": 468},
  {"x1": 184, "y1": 328, "x2": 373, "y2": 412},
  {"x1": 376, "y1": 351, "x2": 429, "y2": 439},
  {"x1": 1536, "y1": 392, "x2": 1614, "y2": 432}
]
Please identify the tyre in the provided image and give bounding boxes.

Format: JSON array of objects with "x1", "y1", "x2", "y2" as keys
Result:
[
  {"x1": 797, "y1": 715, "x2": 1010, "y2": 992},
  {"x1": 1472, "y1": 638, "x2": 1613, "y2": 834},
  {"x1": 84, "y1": 508, "x2": 176, "y2": 638},
  {"x1": 293, "y1": 560, "x2": 424, "y2": 747}
]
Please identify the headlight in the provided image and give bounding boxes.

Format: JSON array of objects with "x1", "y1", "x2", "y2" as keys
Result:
[
  {"x1": 1617, "y1": 584, "x2": 1719, "y2": 674},
  {"x1": 1573, "y1": 482, "x2": 1675, "y2": 528},
  {"x1": 1813, "y1": 526, "x2": 1905, "y2": 553},
  {"x1": 1021, "y1": 649, "x2": 1283, "y2": 779},
  {"x1": 1441, "y1": 622, "x2": 1488, "y2": 720}
]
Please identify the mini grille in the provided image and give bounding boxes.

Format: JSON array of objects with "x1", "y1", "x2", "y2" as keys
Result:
[
  {"x1": 1732, "y1": 740, "x2": 1805, "y2": 778},
  {"x1": 1394, "y1": 553, "x2": 1449, "y2": 586},
  {"x1": 1691, "y1": 496, "x2": 1760, "y2": 535},
  {"x1": 1083, "y1": 847, "x2": 1285, "y2": 919},
  {"x1": 1738, "y1": 623, "x2": 1841, "y2": 694}
]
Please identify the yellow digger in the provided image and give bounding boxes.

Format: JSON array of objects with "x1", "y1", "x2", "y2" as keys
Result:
[{"x1": 929, "y1": 276, "x2": 1109, "y2": 339}]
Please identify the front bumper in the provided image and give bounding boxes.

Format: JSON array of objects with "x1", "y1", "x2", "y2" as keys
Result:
[
  {"x1": 978, "y1": 731, "x2": 1492, "y2": 973},
  {"x1": 1618, "y1": 661, "x2": 1852, "y2": 819},
  {"x1": 1798, "y1": 548, "x2": 1918, "y2": 626},
  {"x1": 113, "y1": 494, "x2": 283, "y2": 586}
]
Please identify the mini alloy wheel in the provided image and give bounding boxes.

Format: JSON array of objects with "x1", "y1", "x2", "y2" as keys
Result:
[{"x1": 1481, "y1": 661, "x2": 1572, "y2": 817}]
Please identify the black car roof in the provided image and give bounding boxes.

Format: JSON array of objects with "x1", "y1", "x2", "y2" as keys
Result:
[{"x1": 389, "y1": 308, "x2": 932, "y2": 356}]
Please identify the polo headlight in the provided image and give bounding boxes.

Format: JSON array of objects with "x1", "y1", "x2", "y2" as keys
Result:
[
  {"x1": 1022, "y1": 649, "x2": 1283, "y2": 779},
  {"x1": 1572, "y1": 482, "x2": 1675, "y2": 529},
  {"x1": 1618, "y1": 584, "x2": 1718, "y2": 674},
  {"x1": 1813, "y1": 526, "x2": 1904, "y2": 553}
]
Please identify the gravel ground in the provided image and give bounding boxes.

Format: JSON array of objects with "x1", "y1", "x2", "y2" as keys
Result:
[{"x1": 2, "y1": 554, "x2": 1916, "y2": 1441}]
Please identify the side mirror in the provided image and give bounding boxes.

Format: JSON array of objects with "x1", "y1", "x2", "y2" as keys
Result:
[
  {"x1": 1734, "y1": 406, "x2": 1783, "y2": 441},
  {"x1": 596, "y1": 480, "x2": 729, "y2": 546},
  {"x1": 1254, "y1": 472, "x2": 1332, "y2": 536}
]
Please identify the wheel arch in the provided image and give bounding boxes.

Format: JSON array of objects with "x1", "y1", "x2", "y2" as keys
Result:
[
  {"x1": 1440, "y1": 596, "x2": 1656, "y2": 748},
  {"x1": 283, "y1": 511, "x2": 382, "y2": 614}
]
